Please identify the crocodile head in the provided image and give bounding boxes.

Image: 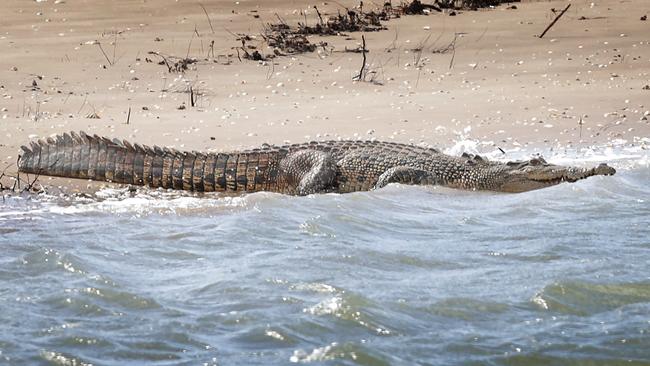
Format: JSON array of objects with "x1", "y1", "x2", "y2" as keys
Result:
[{"x1": 496, "y1": 157, "x2": 616, "y2": 193}]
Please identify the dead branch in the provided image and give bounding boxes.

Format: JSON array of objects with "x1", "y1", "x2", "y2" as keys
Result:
[
  {"x1": 449, "y1": 41, "x2": 457, "y2": 69},
  {"x1": 112, "y1": 33, "x2": 117, "y2": 65},
  {"x1": 314, "y1": 5, "x2": 325, "y2": 25},
  {"x1": 432, "y1": 33, "x2": 457, "y2": 54},
  {"x1": 0, "y1": 160, "x2": 44, "y2": 195},
  {"x1": 354, "y1": 35, "x2": 368, "y2": 81},
  {"x1": 199, "y1": 3, "x2": 215, "y2": 33},
  {"x1": 96, "y1": 42, "x2": 113, "y2": 66},
  {"x1": 539, "y1": 3, "x2": 571, "y2": 39}
]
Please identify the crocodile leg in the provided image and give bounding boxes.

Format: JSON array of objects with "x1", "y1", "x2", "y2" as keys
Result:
[
  {"x1": 374, "y1": 166, "x2": 440, "y2": 190},
  {"x1": 279, "y1": 150, "x2": 336, "y2": 195}
]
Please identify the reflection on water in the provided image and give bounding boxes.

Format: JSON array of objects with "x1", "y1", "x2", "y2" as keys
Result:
[{"x1": 0, "y1": 148, "x2": 649, "y2": 365}]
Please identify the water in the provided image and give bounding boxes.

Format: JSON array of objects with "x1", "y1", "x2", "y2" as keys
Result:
[{"x1": 1, "y1": 144, "x2": 649, "y2": 365}]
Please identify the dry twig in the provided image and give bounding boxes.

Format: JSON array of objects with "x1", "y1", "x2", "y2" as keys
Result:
[
  {"x1": 199, "y1": 3, "x2": 215, "y2": 33},
  {"x1": 539, "y1": 4, "x2": 571, "y2": 39},
  {"x1": 353, "y1": 35, "x2": 368, "y2": 81}
]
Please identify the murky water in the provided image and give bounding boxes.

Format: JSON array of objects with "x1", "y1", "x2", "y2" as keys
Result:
[{"x1": 1, "y1": 143, "x2": 649, "y2": 365}]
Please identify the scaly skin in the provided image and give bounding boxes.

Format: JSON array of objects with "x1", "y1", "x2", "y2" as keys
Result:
[{"x1": 17, "y1": 132, "x2": 616, "y2": 195}]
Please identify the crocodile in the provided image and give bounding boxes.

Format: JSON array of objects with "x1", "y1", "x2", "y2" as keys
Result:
[{"x1": 17, "y1": 131, "x2": 616, "y2": 194}]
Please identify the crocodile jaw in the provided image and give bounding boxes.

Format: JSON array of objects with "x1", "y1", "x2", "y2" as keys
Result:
[{"x1": 498, "y1": 163, "x2": 616, "y2": 193}]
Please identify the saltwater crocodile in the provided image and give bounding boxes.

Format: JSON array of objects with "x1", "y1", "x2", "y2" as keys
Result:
[{"x1": 18, "y1": 131, "x2": 616, "y2": 194}]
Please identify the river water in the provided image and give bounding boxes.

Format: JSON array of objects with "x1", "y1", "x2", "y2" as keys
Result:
[{"x1": 1, "y1": 142, "x2": 649, "y2": 365}]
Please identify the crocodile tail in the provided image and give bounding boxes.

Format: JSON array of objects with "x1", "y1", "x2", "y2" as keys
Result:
[{"x1": 18, "y1": 131, "x2": 278, "y2": 192}]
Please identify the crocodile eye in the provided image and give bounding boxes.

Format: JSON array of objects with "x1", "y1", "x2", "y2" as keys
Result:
[{"x1": 529, "y1": 158, "x2": 543, "y2": 166}]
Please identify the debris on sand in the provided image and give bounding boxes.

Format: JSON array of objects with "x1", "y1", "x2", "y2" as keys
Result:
[
  {"x1": 434, "y1": 0, "x2": 517, "y2": 11},
  {"x1": 147, "y1": 51, "x2": 198, "y2": 73},
  {"x1": 254, "y1": 6, "x2": 387, "y2": 59},
  {"x1": 401, "y1": 0, "x2": 442, "y2": 15},
  {"x1": 297, "y1": 6, "x2": 388, "y2": 35},
  {"x1": 237, "y1": 0, "x2": 514, "y2": 61},
  {"x1": 262, "y1": 25, "x2": 318, "y2": 56}
]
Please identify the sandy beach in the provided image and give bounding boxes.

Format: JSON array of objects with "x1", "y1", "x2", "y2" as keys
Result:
[
  {"x1": 2, "y1": 3, "x2": 650, "y2": 364},
  {"x1": 1, "y1": 0, "x2": 649, "y2": 192}
]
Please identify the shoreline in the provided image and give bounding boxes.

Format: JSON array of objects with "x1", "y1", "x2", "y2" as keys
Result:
[{"x1": 1, "y1": 0, "x2": 649, "y2": 193}]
